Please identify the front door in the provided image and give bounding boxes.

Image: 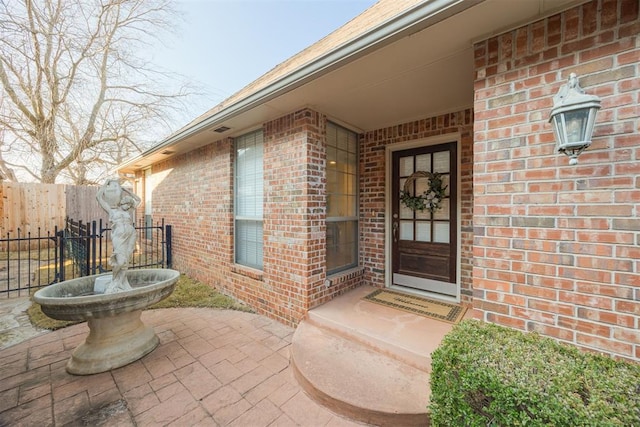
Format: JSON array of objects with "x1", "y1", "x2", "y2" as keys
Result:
[{"x1": 391, "y1": 142, "x2": 457, "y2": 296}]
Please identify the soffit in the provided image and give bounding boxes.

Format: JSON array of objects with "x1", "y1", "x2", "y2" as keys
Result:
[{"x1": 260, "y1": 0, "x2": 586, "y2": 132}]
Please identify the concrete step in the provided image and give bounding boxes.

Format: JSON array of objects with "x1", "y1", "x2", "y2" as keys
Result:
[
  {"x1": 291, "y1": 320, "x2": 431, "y2": 426},
  {"x1": 290, "y1": 286, "x2": 471, "y2": 425},
  {"x1": 307, "y1": 285, "x2": 457, "y2": 373}
]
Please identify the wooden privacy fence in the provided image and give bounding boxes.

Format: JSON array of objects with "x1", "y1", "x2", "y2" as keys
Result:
[{"x1": 0, "y1": 182, "x2": 108, "y2": 249}]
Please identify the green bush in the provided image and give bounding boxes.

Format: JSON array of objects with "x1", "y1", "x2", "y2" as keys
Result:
[{"x1": 429, "y1": 320, "x2": 640, "y2": 426}]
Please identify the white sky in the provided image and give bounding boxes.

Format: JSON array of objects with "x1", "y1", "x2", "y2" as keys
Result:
[{"x1": 153, "y1": 0, "x2": 377, "y2": 127}]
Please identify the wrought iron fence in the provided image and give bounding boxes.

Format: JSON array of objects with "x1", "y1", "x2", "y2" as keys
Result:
[{"x1": 0, "y1": 218, "x2": 172, "y2": 298}]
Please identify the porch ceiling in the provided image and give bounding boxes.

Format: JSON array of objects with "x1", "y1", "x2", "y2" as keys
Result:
[
  {"x1": 263, "y1": 0, "x2": 585, "y2": 132},
  {"x1": 120, "y1": 0, "x2": 585, "y2": 173}
]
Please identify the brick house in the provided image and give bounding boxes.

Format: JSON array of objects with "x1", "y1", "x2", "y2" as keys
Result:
[{"x1": 119, "y1": 0, "x2": 639, "y2": 362}]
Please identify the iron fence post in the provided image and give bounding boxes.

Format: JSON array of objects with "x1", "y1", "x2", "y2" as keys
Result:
[
  {"x1": 91, "y1": 220, "x2": 97, "y2": 275},
  {"x1": 57, "y1": 228, "x2": 65, "y2": 282},
  {"x1": 165, "y1": 225, "x2": 172, "y2": 269}
]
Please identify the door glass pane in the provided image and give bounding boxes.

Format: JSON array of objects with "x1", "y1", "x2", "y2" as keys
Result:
[
  {"x1": 433, "y1": 151, "x2": 450, "y2": 173},
  {"x1": 415, "y1": 176, "x2": 429, "y2": 196},
  {"x1": 416, "y1": 222, "x2": 431, "y2": 242},
  {"x1": 433, "y1": 198, "x2": 450, "y2": 220},
  {"x1": 399, "y1": 177, "x2": 413, "y2": 218},
  {"x1": 416, "y1": 209, "x2": 430, "y2": 220},
  {"x1": 399, "y1": 157, "x2": 413, "y2": 177},
  {"x1": 415, "y1": 154, "x2": 431, "y2": 172},
  {"x1": 400, "y1": 204, "x2": 413, "y2": 219},
  {"x1": 400, "y1": 221, "x2": 414, "y2": 240},
  {"x1": 414, "y1": 175, "x2": 431, "y2": 219},
  {"x1": 442, "y1": 174, "x2": 451, "y2": 197},
  {"x1": 434, "y1": 222, "x2": 450, "y2": 243}
]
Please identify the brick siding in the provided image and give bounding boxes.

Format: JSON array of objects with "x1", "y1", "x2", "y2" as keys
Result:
[
  {"x1": 473, "y1": 0, "x2": 640, "y2": 361},
  {"x1": 140, "y1": 109, "x2": 367, "y2": 326},
  {"x1": 144, "y1": 138, "x2": 235, "y2": 297}
]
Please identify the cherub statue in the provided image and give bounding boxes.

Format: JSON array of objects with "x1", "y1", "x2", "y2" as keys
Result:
[{"x1": 96, "y1": 179, "x2": 141, "y2": 293}]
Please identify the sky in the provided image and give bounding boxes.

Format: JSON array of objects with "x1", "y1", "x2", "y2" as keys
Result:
[{"x1": 152, "y1": 0, "x2": 378, "y2": 125}]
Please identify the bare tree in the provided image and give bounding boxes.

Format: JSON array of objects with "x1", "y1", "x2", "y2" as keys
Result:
[{"x1": 0, "y1": 0, "x2": 194, "y2": 184}]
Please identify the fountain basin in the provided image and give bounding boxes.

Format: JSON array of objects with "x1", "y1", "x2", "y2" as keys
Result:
[
  {"x1": 33, "y1": 269, "x2": 180, "y2": 320},
  {"x1": 33, "y1": 269, "x2": 180, "y2": 375}
]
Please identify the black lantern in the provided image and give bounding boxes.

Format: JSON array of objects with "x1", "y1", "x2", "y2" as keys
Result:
[{"x1": 549, "y1": 73, "x2": 601, "y2": 165}]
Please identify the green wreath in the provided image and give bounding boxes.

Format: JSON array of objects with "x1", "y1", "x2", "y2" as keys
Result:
[{"x1": 400, "y1": 171, "x2": 448, "y2": 213}]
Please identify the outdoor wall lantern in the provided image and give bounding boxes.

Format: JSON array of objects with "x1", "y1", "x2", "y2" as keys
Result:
[{"x1": 549, "y1": 73, "x2": 601, "y2": 165}]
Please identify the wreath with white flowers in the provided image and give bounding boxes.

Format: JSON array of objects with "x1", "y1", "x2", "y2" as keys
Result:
[{"x1": 400, "y1": 171, "x2": 448, "y2": 213}]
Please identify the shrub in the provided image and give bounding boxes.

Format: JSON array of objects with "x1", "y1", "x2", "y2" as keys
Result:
[{"x1": 429, "y1": 320, "x2": 640, "y2": 426}]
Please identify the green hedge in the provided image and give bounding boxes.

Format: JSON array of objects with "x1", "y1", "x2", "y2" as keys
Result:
[{"x1": 429, "y1": 320, "x2": 640, "y2": 426}]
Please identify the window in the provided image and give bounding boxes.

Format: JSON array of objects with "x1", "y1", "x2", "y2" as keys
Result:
[
  {"x1": 235, "y1": 130, "x2": 263, "y2": 269},
  {"x1": 326, "y1": 122, "x2": 358, "y2": 274}
]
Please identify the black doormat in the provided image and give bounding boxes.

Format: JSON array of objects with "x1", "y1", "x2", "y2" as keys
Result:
[{"x1": 363, "y1": 289, "x2": 467, "y2": 324}]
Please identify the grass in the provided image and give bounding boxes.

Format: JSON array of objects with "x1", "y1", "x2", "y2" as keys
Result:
[
  {"x1": 28, "y1": 274, "x2": 252, "y2": 330},
  {"x1": 27, "y1": 301, "x2": 77, "y2": 330},
  {"x1": 152, "y1": 275, "x2": 251, "y2": 311}
]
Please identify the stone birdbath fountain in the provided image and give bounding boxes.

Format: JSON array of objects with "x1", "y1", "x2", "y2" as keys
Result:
[{"x1": 33, "y1": 179, "x2": 179, "y2": 375}]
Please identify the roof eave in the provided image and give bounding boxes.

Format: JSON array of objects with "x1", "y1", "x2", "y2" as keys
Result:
[{"x1": 118, "y1": 0, "x2": 483, "y2": 173}]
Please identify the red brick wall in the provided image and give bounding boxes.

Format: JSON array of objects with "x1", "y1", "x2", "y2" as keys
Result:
[
  {"x1": 473, "y1": 0, "x2": 639, "y2": 361},
  {"x1": 263, "y1": 109, "x2": 323, "y2": 323},
  {"x1": 142, "y1": 109, "x2": 366, "y2": 327},
  {"x1": 148, "y1": 139, "x2": 234, "y2": 292},
  {"x1": 361, "y1": 110, "x2": 475, "y2": 305}
]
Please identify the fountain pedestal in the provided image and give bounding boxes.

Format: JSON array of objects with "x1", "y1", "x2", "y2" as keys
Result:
[
  {"x1": 33, "y1": 269, "x2": 179, "y2": 375},
  {"x1": 68, "y1": 310, "x2": 158, "y2": 375}
]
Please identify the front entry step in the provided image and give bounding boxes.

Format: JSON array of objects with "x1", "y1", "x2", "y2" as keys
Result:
[
  {"x1": 305, "y1": 285, "x2": 458, "y2": 374},
  {"x1": 291, "y1": 320, "x2": 431, "y2": 426}
]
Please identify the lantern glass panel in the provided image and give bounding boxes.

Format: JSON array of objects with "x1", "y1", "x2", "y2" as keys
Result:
[{"x1": 563, "y1": 108, "x2": 590, "y2": 144}]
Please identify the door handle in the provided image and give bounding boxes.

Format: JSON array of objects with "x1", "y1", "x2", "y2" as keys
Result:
[{"x1": 393, "y1": 221, "x2": 399, "y2": 243}]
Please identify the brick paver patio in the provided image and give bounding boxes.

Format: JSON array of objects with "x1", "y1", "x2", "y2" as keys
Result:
[{"x1": 0, "y1": 307, "x2": 366, "y2": 426}]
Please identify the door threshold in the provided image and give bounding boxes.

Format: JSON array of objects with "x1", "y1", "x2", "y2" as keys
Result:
[{"x1": 388, "y1": 285, "x2": 459, "y2": 304}]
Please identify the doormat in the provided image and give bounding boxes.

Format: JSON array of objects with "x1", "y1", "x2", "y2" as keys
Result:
[{"x1": 363, "y1": 289, "x2": 467, "y2": 324}]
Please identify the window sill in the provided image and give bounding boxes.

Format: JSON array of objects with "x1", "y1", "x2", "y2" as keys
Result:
[
  {"x1": 327, "y1": 266, "x2": 364, "y2": 283},
  {"x1": 231, "y1": 264, "x2": 264, "y2": 281}
]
